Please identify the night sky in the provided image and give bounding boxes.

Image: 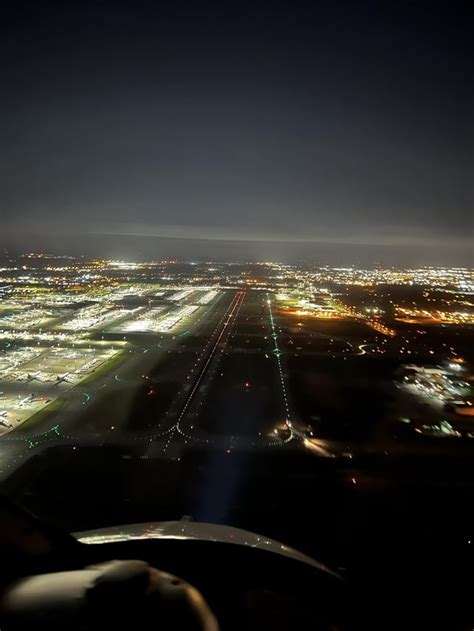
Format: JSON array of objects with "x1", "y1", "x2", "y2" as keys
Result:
[{"x1": 1, "y1": 1, "x2": 472, "y2": 264}]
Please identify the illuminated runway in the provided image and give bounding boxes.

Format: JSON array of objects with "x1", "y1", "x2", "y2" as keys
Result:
[{"x1": 0, "y1": 287, "x2": 364, "y2": 477}]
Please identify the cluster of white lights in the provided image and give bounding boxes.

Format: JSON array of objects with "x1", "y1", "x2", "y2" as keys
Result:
[
  {"x1": 156, "y1": 305, "x2": 199, "y2": 332},
  {"x1": 195, "y1": 290, "x2": 218, "y2": 305},
  {"x1": 59, "y1": 304, "x2": 135, "y2": 331},
  {"x1": 169, "y1": 289, "x2": 194, "y2": 302}
]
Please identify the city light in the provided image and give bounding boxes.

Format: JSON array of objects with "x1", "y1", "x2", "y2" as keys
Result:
[{"x1": 0, "y1": 255, "x2": 472, "y2": 440}]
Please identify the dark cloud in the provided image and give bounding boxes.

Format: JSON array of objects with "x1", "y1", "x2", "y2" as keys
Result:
[{"x1": 1, "y1": 1, "x2": 472, "y2": 264}]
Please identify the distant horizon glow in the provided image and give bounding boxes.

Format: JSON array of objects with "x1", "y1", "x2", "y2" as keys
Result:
[{"x1": 1, "y1": 2, "x2": 472, "y2": 268}]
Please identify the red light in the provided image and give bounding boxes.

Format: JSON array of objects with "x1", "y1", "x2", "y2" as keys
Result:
[{"x1": 245, "y1": 382, "x2": 250, "y2": 388}]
